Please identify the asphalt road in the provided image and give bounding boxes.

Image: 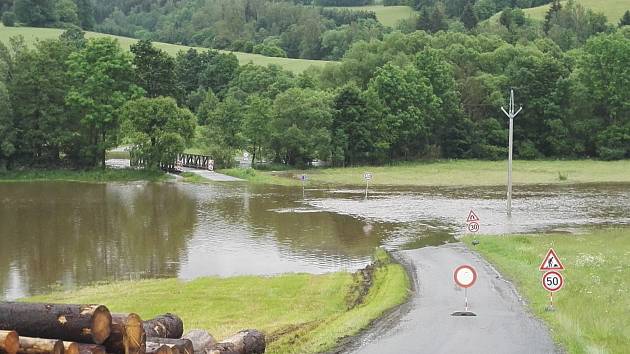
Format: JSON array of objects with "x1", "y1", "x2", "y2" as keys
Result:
[{"x1": 345, "y1": 243, "x2": 559, "y2": 354}]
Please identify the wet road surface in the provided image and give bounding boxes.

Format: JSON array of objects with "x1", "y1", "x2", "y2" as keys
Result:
[{"x1": 346, "y1": 243, "x2": 558, "y2": 354}]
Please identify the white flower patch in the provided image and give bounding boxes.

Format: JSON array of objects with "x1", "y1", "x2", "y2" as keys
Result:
[{"x1": 574, "y1": 253, "x2": 605, "y2": 267}]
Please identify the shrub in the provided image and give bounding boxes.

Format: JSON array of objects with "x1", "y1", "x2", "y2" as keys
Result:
[{"x1": 2, "y1": 12, "x2": 16, "y2": 27}]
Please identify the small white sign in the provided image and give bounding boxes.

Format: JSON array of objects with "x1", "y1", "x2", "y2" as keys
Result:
[
  {"x1": 363, "y1": 172, "x2": 373, "y2": 181},
  {"x1": 454, "y1": 265, "x2": 477, "y2": 288}
]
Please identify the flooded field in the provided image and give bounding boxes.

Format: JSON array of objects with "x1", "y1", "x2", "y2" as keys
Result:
[{"x1": 1, "y1": 181, "x2": 628, "y2": 299}]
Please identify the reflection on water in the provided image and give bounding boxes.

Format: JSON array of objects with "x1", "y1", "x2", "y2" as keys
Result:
[{"x1": 1, "y1": 181, "x2": 629, "y2": 299}]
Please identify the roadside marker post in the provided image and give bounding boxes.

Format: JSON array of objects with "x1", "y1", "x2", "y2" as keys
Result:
[
  {"x1": 300, "y1": 174, "x2": 308, "y2": 199},
  {"x1": 539, "y1": 248, "x2": 565, "y2": 311},
  {"x1": 363, "y1": 172, "x2": 372, "y2": 199},
  {"x1": 452, "y1": 265, "x2": 478, "y2": 317}
]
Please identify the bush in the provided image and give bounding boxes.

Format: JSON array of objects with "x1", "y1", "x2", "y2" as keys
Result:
[
  {"x1": 2, "y1": 12, "x2": 16, "y2": 27},
  {"x1": 596, "y1": 125, "x2": 630, "y2": 160}
]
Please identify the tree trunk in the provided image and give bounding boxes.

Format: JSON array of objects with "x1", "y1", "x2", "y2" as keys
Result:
[
  {"x1": 104, "y1": 313, "x2": 145, "y2": 354},
  {"x1": 145, "y1": 344, "x2": 172, "y2": 354},
  {"x1": 17, "y1": 337, "x2": 63, "y2": 354},
  {"x1": 0, "y1": 330, "x2": 19, "y2": 354},
  {"x1": 208, "y1": 330, "x2": 265, "y2": 354},
  {"x1": 142, "y1": 314, "x2": 183, "y2": 339},
  {"x1": 181, "y1": 330, "x2": 215, "y2": 354},
  {"x1": 146, "y1": 339, "x2": 192, "y2": 354},
  {"x1": 0, "y1": 303, "x2": 112, "y2": 344}
]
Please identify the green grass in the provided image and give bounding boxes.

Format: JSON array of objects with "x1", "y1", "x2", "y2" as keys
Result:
[
  {"x1": 462, "y1": 229, "x2": 630, "y2": 354},
  {"x1": 219, "y1": 168, "x2": 303, "y2": 186},
  {"x1": 0, "y1": 168, "x2": 169, "y2": 183},
  {"x1": 489, "y1": 0, "x2": 629, "y2": 23},
  {"x1": 26, "y1": 250, "x2": 410, "y2": 354},
  {"x1": 0, "y1": 26, "x2": 332, "y2": 73},
  {"x1": 324, "y1": 5, "x2": 417, "y2": 27},
  {"x1": 247, "y1": 160, "x2": 630, "y2": 187}
]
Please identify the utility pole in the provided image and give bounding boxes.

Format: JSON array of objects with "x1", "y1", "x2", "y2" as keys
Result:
[{"x1": 501, "y1": 89, "x2": 522, "y2": 216}]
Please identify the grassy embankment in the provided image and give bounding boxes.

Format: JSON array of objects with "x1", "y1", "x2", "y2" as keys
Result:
[
  {"x1": 324, "y1": 5, "x2": 417, "y2": 27},
  {"x1": 462, "y1": 229, "x2": 630, "y2": 353},
  {"x1": 0, "y1": 169, "x2": 169, "y2": 183},
  {"x1": 26, "y1": 250, "x2": 409, "y2": 354},
  {"x1": 0, "y1": 26, "x2": 331, "y2": 73},
  {"x1": 220, "y1": 160, "x2": 630, "y2": 187},
  {"x1": 489, "y1": 0, "x2": 629, "y2": 23}
]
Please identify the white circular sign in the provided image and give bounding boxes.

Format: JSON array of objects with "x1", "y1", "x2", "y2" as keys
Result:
[
  {"x1": 454, "y1": 265, "x2": 477, "y2": 288},
  {"x1": 542, "y1": 271, "x2": 564, "y2": 292}
]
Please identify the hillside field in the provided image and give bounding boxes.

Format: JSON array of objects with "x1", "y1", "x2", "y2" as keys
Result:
[
  {"x1": 0, "y1": 26, "x2": 333, "y2": 73},
  {"x1": 490, "y1": 0, "x2": 629, "y2": 23},
  {"x1": 324, "y1": 5, "x2": 417, "y2": 27}
]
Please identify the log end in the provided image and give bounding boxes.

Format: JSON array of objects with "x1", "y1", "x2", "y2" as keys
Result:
[
  {"x1": 3, "y1": 330, "x2": 19, "y2": 354},
  {"x1": 126, "y1": 313, "x2": 146, "y2": 354},
  {"x1": 91, "y1": 306, "x2": 112, "y2": 345},
  {"x1": 64, "y1": 342, "x2": 80, "y2": 354},
  {"x1": 53, "y1": 341, "x2": 64, "y2": 354}
]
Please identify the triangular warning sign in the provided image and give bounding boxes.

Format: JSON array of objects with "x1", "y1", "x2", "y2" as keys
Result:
[
  {"x1": 539, "y1": 248, "x2": 564, "y2": 271},
  {"x1": 466, "y1": 210, "x2": 480, "y2": 223}
]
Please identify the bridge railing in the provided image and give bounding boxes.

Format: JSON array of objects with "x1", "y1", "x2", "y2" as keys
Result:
[{"x1": 130, "y1": 152, "x2": 214, "y2": 171}]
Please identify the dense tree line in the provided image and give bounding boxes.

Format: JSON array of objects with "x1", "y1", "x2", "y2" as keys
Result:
[{"x1": 0, "y1": 5, "x2": 628, "y2": 170}]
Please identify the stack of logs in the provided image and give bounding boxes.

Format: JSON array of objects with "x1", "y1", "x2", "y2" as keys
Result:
[{"x1": 0, "y1": 303, "x2": 265, "y2": 354}]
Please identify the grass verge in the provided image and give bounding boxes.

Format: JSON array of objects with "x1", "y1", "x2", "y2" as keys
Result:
[
  {"x1": 249, "y1": 160, "x2": 630, "y2": 187},
  {"x1": 462, "y1": 229, "x2": 630, "y2": 353},
  {"x1": 26, "y1": 250, "x2": 410, "y2": 354},
  {"x1": 219, "y1": 168, "x2": 302, "y2": 186},
  {"x1": 0, "y1": 169, "x2": 169, "y2": 183}
]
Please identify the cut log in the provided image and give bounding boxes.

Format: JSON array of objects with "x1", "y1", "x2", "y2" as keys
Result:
[
  {"x1": 142, "y1": 314, "x2": 183, "y2": 339},
  {"x1": 0, "y1": 330, "x2": 19, "y2": 354},
  {"x1": 103, "y1": 313, "x2": 145, "y2": 354},
  {"x1": 75, "y1": 344, "x2": 105, "y2": 354},
  {"x1": 0, "y1": 303, "x2": 112, "y2": 344},
  {"x1": 145, "y1": 344, "x2": 172, "y2": 354},
  {"x1": 17, "y1": 337, "x2": 64, "y2": 354},
  {"x1": 146, "y1": 339, "x2": 192, "y2": 354},
  {"x1": 208, "y1": 330, "x2": 265, "y2": 354},
  {"x1": 61, "y1": 343, "x2": 79, "y2": 354},
  {"x1": 181, "y1": 330, "x2": 215, "y2": 354}
]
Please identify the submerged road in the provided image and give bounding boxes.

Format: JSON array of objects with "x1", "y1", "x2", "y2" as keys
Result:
[{"x1": 345, "y1": 243, "x2": 559, "y2": 354}]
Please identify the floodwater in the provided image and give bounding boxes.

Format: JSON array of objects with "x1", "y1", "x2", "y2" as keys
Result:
[{"x1": 1, "y1": 181, "x2": 629, "y2": 299}]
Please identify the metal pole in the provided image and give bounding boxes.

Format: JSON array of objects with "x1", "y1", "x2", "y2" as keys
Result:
[
  {"x1": 365, "y1": 180, "x2": 369, "y2": 199},
  {"x1": 465, "y1": 288, "x2": 468, "y2": 312},
  {"x1": 501, "y1": 89, "x2": 522, "y2": 217}
]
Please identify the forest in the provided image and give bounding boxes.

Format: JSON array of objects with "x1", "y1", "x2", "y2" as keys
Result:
[{"x1": 0, "y1": 0, "x2": 628, "y2": 169}]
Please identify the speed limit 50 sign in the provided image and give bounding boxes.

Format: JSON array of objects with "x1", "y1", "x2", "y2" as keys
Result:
[{"x1": 541, "y1": 271, "x2": 564, "y2": 292}]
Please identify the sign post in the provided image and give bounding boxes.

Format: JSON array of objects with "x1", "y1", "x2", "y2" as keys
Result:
[
  {"x1": 300, "y1": 174, "x2": 308, "y2": 199},
  {"x1": 501, "y1": 89, "x2": 522, "y2": 217},
  {"x1": 363, "y1": 172, "x2": 372, "y2": 199},
  {"x1": 539, "y1": 248, "x2": 565, "y2": 311},
  {"x1": 452, "y1": 265, "x2": 478, "y2": 316}
]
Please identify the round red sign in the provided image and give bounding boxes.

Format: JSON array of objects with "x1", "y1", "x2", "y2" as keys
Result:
[
  {"x1": 541, "y1": 271, "x2": 564, "y2": 292},
  {"x1": 454, "y1": 265, "x2": 477, "y2": 288}
]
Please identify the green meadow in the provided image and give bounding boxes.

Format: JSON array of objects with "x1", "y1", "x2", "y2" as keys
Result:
[{"x1": 0, "y1": 26, "x2": 332, "y2": 73}]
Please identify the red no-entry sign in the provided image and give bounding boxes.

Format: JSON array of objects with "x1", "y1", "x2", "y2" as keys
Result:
[{"x1": 454, "y1": 265, "x2": 477, "y2": 288}]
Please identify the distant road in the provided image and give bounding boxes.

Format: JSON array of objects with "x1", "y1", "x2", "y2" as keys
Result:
[{"x1": 345, "y1": 243, "x2": 558, "y2": 354}]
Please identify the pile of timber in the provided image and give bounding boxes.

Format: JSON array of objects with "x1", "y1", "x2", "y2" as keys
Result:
[{"x1": 0, "y1": 303, "x2": 265, "y2": 354}]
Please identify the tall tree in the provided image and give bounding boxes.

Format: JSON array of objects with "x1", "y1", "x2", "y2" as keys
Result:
[
  {"x1": 242, "y1": 95, "x2": 273, "y2": 165},
  {"x1": 121, "y1": 97, "x2": 196, "y2": 169},
  {"x1": 619, "y1": 10, "x2": 630, "y2": 27},
  {"x1": 14, "y1": 0, "x2": 58, "y2": 26},
  {"x1": 460, "y1": 1, "x2": 478, "y2": 30},
  {"x1": 75, "y1": 0, "x2": 95, "y2": 30},
  {"x1": 272, "y1": 88, "x2": 333, "y2": 166},
  {"x1": 544, "y1": 0, "x2": 562, "y2": 34},
  {"x1": 0, "y1": 81, "x2": 14, "y2": 170},
  {"x1": 66, "y1": 38, "x2": 141, "y2": 168},
  {"x1": 131, "y1": 40, "x2": 177, "y2": 98}
]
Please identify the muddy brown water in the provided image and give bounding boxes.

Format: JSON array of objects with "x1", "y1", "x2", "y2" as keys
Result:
[{"x1": 1, "y1": 181, "x2": 628, "y2": 299}]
